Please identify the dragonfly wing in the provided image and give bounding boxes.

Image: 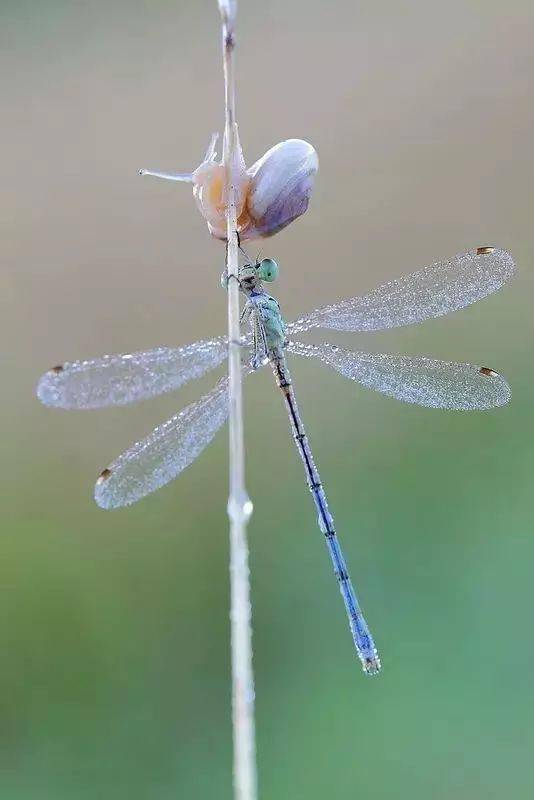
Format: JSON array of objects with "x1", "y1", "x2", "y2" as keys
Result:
[
  {"x1": 287, "y1": 248, "x2": 515, "y2": 334},
  {"x1": 37, "y1": 337, "x2": 227, "y2": 409},
  {"x1": 95, "y1": 377, "x2": 230, "y2": 509},
  {"x1": 287, "y1": 341, "x2": 511, "y2": 410}
]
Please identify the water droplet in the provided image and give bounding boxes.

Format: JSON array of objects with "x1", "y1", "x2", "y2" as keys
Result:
[{"x1": 228, "y1": 493, "x2": 254, "y2": 521}]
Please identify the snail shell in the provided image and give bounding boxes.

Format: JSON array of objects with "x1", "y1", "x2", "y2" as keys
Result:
[{"x1": 192, "y1": 136, "x2": 318, "y2": 241}]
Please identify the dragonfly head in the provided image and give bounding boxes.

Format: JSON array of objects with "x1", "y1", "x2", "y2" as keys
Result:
[
  {"x1": 231, "y1": 258, "x2": 279, "y2": 293},
  {"x1": 256, "y1": 258, "x2": 279, "y2": 283}
]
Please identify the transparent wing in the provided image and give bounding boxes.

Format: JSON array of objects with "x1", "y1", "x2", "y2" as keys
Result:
[
  {"x1": 37, "y1": 337, "x2": 227, "y2": 409},
  {"x1": 287, "y1": 341, "x2": 511, "y2": 410},
  {"x1": 287, "y1": 248, "x2": 515, "y2": 334},
  {"x1": 95, "y1": 377, "x2": 230, "y2": 509}
]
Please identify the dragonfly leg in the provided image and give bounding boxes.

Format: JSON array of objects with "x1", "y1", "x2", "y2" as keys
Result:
[
  {"x1": 238, "y1": 240, "x2": 255, "y2": 265},
  {"x1": 222, "y1": 232, "x2": 248, "y2": 288},
  {"x1": 235, "y1": 230, "x2": 256, "y2": 264},
  {"x1": 221, "y1": 269, "x2": 245, "y2": 290},
  {"x1": 252, "y1": 320, "x2": 258, "y2": 366},
  {"x1": 246, "y1": 316, "x2": 261, "y2": 371},
  {"x1": 249, "y1": 313, "x2": 269, "y2": 369},
  {"x1": 240, "y1": 303, "x2": 252, "y2": 325},
  {"x1": 258, "y1": 317, "x2": 269, "y2": 359}
]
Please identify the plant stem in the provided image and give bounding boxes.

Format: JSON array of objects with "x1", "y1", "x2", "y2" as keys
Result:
[{"x1": 218, "y1": 3, "x2": 258, "y2": 800}]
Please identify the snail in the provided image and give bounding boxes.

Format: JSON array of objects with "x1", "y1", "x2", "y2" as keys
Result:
[{"x1": 139, "y1": 133, "x2": 318, "y2": 240}]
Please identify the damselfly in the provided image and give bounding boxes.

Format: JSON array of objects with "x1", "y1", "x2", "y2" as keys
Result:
[{"x1": 37, "y1": 246, "x2": 514, "y2": 674}]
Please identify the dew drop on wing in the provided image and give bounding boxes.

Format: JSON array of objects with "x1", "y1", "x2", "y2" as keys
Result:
[
  {"x1": 288, "y1": 247, "x2": 515, "y2": 334},
  {"x1": 94, "y1": 378, "x2": 230, "y2": 509},
  {"x1": 36, "y1": 338, "x2": 228, "y2": 410}
]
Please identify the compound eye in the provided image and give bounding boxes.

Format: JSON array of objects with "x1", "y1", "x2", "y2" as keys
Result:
[{"x1": 258, "y1": 258, "x2": 279, "y2": 282}]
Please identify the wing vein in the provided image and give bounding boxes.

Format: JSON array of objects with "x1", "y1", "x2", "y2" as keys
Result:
[{"x1": 288, "y1": 248, "x2": 515, "y2": 334}]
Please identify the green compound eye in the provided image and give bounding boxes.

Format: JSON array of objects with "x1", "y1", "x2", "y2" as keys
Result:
[{"x1": 257, "y1": 258, "x2": 279, "y2": 282}]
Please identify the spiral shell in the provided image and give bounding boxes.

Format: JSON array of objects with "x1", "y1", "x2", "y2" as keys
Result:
[
  {"x1": 244, "y1": 139, "x2": 318, "y2": 239},
  {"x1": 191, "y1": 136, "x2": 318, "y2": 241}
]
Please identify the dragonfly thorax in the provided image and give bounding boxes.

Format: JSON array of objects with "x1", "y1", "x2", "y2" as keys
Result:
[
  {"x1": 235, "y1": 258, "x2": 286, "y2": 365},
  {"x1": 244, "y1": 292, "x2": 287, "y2": 366}
]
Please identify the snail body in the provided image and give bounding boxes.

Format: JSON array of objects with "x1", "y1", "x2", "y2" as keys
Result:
[{"x1": 140, "y1": 134, "x2": 318, "y2": 241}]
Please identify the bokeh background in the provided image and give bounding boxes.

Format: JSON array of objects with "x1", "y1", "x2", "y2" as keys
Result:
[{"x1": 2, "y1": 1, "x2": 534, "y2": 797}]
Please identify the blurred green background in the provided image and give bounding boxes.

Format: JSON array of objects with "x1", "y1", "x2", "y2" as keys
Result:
[{"x1": 2, "y1": 0, "x2": 534, "y2": 797}]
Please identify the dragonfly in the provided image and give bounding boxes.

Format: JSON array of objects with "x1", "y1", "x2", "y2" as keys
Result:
[{"x1": 37, "y1": 245, "x2": 515, "y2": 675}]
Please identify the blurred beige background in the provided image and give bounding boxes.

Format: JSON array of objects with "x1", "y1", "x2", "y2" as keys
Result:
[{"x1": 1, "y1": 1, "x2": 533, "y2": 798}]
